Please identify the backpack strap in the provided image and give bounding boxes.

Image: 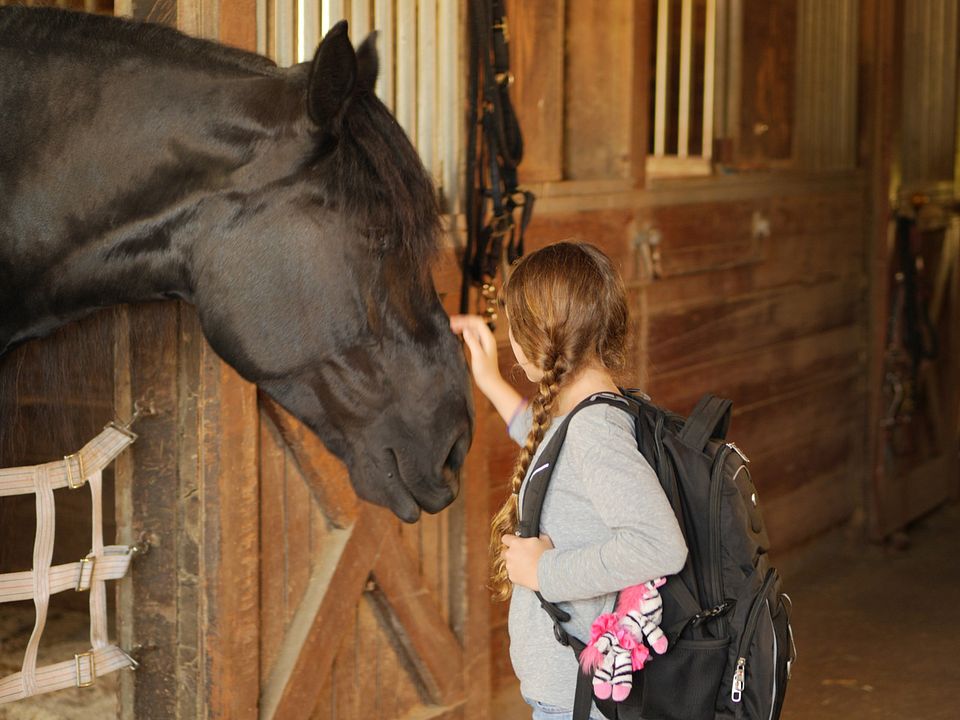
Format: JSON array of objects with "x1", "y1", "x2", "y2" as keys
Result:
[
  {"x1": 677, "y1": 394, "x2": 733, "y2": 452},
  {"x1": 518, "y1": 392, "x2": 639, "y2": 538},
  {"x1": 516, "y1": 393, "x2": 640, "y2": 720}
]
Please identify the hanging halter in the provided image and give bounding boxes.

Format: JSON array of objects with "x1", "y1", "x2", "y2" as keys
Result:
[{"x1": 460, "y1": 0, "x2": 535, "y2": 327}]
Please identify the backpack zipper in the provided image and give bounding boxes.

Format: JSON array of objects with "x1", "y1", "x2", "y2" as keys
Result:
[
  {"x1": 768, "y1": 601, "x2": 778, "y2": 720},
  {"x1": 709, "y1": 445, "x2": 732, "y2": 630},
  {"x1": 730, "y1": 568, "x2": 778, "y2": 704}
]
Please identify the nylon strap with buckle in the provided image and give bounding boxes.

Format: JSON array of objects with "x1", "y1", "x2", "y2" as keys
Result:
[{"x1": 0, "y1": 423, "x2": 139, "y2": 704}]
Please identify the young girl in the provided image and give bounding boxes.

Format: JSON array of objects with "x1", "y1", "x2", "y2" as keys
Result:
[{"x1": 450, "y1": 242, "x2": 687, "y2": 720}]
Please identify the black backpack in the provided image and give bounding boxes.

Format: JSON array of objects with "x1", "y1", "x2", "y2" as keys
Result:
[{"x1": 518, "y1": 390, "x2": 796, "y2": 720}]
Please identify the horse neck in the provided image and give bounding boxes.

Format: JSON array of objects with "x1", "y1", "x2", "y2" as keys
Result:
[{"x1": 0, "y1": 60, "x2": 309, "y2": 354}]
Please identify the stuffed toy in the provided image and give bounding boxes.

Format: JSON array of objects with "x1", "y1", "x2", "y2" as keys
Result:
[{"x1": 579, "y1": 578, "x2": 669, "y2": 702}]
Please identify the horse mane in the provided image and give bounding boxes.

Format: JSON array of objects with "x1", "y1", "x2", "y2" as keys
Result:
[
  {"x1": 0, "y1": 6, "x2": 280, "y2": 78},
  {"x1": 322, "y1": 91, "x2": 442, "y2": 267}
]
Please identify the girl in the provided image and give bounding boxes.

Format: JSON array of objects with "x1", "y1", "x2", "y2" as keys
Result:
[{"x1": 450, "y1": 242, "x2": 687, "y2": 720}]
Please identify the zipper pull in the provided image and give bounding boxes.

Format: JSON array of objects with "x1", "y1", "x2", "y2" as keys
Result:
[
  {"x1": 727, "y1": 442, "x2": 750, "y2": 463},
  {"x1": 731, "y1": 657, "x2": 746, "y2": 702}
]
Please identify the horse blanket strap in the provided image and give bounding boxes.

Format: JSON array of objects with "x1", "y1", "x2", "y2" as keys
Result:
[{"x1": 0, "y1": 423, "x2": 139, "y2": 705}]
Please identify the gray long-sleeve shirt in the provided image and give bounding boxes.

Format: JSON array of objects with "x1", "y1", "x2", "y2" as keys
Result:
[{"x1": 506, "y1": 402, "x2": 688, "y2": 715}]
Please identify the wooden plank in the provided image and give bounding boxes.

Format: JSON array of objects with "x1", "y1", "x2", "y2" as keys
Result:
[
  {"x1": 258, "y1": 412, "x2": 288, "y2": 681},
  {"x1": 372, "y1": 532, "x2": 465, "y2": 704},
  {"x1": 646, "y1": 227, "x2": 865, "y2": 312},
  {"x1": 116, "y1": 304, "x2": 182, "y2": 720},
  {"x1": 630, "y1": 0, "x2": 653, "y2": 184},
  {"x1": 647, "y1": 277, "x2": 864, "y2": 369},
  {"x1": 219, "y1": 0, "x2": 257, "y2": 50},
  {"x1": 505, "y1": 0, "x2": 565, "y2": 182},
  {"x1": 261, "y1": 397, "x2": 359, "y2": 527},
  {"x1": 519, "y1": 209, "x2": 636, "y2": 281},
  {"x1": 763, "y1": 466, "x2": 855, "y2": 552},
  {"x1": 333, "y1": 604, "x2": 361, "y2": 720},
  {"x1": 737, "y1": 0, "x2": 796, "y2": 162},
  {"x1": 649, "y1": 324, "x2": 866, "y2": 412},
  {"x1": 564, "y1": 0, "x2": 632, "y2": 178},
  {"x1": 260, "y1": 505, "x2": 388, "y2": 720},
  {"x1": 462, "y1": 385, "x2": 492, "y2": 720},
  {"x1": 283, "y1": 439, "x2": 313, "y2": 623},
  {"x1": 193, "y1": 318, "x2": 261, "y2": 719}
]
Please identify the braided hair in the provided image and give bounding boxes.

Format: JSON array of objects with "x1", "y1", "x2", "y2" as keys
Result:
[{"x1": 490, "y1": 242, "x2": 628, "y2": 601}]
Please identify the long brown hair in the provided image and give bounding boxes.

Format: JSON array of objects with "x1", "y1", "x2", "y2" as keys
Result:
[{"x1": 489, "y1": 242, "x2": 628, "y2": 600}]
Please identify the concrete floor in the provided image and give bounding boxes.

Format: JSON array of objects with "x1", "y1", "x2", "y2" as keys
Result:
[{"x1": 495, "y1": 501, "x2": 960, "y2": 720}]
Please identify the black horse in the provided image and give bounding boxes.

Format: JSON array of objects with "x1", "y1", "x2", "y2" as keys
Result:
[{"x1": 0, "y1": 7, "x2": 473, "y2": 522}]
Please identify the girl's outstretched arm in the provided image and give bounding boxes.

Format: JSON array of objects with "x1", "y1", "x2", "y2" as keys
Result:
[{"x1": 450, "y1": 314, "x2": 524, "y2": 424}]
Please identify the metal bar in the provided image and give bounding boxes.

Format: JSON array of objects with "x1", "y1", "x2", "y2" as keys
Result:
[
  {"x1": 396, "y1": 0, "x2": 417, "y2": 139},
  {"x1": 276, "y1": 0, "x2": 296, "y2": 67},
  {"x1": 256, "y1": 0, "x2": 268, "y2": 55},
  {"x1": 352, "y1": 0, "x2": 371, "y2": 38},
  {"x1": 417, "y1": 0, "x2": 437, "y2": 171},
  {"x1": 374, "y1": 0, "x2": 395, "y2": 110},
  {"x1": 653, "y1": 0, "x2": 670, "y2": 156},
  {"x1": 299, "y1": 0, "x2": 320, "y2": 62},
  {"x1": 324, "y1": 0, "x2": 346, "y2": 35},
  {"x1": 438, "y1": 0, "x2": 460, "y2": 212},
  {"x1": 677, "y1": 0, "x2": 693, "y2": 157},
  {"x1": 702, "y1": 0, "x2": 716, "y2": 159}
]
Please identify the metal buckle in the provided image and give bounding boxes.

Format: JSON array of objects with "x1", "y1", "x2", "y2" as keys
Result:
[
  {"x1": 693, "y1": 601, "x2": 733, "y2": 625},
  {"x1": 75, "y1": 555, "x2": 96, "y2": 592},
  {"x1": 64, "y1": 453, "x2": 86, "y2": 489},
  {"x1": 105, "y1": 420, "x2": 138, "y2": 442},
  {"x1": 75, "y1": 651, "x2": 96, "y2": 688}
]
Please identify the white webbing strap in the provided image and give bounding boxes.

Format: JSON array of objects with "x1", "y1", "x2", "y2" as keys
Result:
[
  {"x1": 0, "y1": 423, "x2": 138, "y2": 705},
  {"x1": 0, "y1": 547, "x2": 133, "y2": 601},
  {"x1": 0, "y1": 422, "x2": 136, "y2": 497}
]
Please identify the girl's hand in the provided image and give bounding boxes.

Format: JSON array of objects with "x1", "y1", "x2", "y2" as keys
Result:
[
  {"x1": 450, "y1": 314, "x2": 501, "y2": 392},
  {"x1": 500, "y1": 533, "x2": 555, "y2": 591}
]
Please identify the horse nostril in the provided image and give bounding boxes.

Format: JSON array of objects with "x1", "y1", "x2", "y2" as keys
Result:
[{"x1": 444, "y1": 431, "x2": 470, "y2": 472}]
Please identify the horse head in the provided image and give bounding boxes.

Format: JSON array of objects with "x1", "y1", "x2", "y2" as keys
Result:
[
  {"x1": 0, "y1": 10, "x2": 473, "y2": 522},
  {"x1": 191, "y1": 24, "x2": 474, "y2": 522}
]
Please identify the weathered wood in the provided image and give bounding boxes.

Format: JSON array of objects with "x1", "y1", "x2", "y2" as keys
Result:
[
  {"x1": 116, "y1": 303, "x2": 183, "y2": 720},
  {"x1": 260, "y1": 505, "x2": 387, "y2": 720},
  {"x1": 505, "y1": 0, "x2": 565, "y2": 183},
  {"x1": 564, "y1": 0, "x2": 633, "y2": 179},
  {"x1": 261, "y1": 397, "x2": 359, "y2": 528},
  {"x1": 196, "y1": 331, "x2": 261, "y2": 719},
  {"x1": 737, "y1": 0, "x2": 796, "y2": 162},
  {"x1": 647, "y1": 277, "x2": 864, "y2": 370},
  {"x1": 372, "y1": 536, "x2": 465, "y2": 704},
  {"x1": 461, "y1": 391, "x2": 493, "y2": 719},
  {"x1": 258, "y1": 413, "x2": 288, "y2": 681},
  {"x1": 650, "y1": 324, "x2": 866, "y2": 412},
  {"x1": 764, "y1": 466, "x2": 854, "y2": 551}
]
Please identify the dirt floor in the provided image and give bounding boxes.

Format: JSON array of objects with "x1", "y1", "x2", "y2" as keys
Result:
[
  {"x1": 0, "y1": 604, "x2": 118, "y2": 720},
  {"x1": 494, "y1": 501, "x2": 960, "y2": 720},
  {"x1": 2, "y1": 502, "x2": 958, "y2": 719}
]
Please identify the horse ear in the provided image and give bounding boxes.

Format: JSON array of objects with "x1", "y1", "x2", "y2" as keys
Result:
[
  {"x1": 356, "y1": 31, "x2": 379, "y2": 92},
  {"x1": 307, "y1": 20, "x2": 357, "y2": 127}
]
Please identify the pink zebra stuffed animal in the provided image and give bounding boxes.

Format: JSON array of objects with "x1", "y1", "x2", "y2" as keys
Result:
[{"x1": 579, "y1": 578, "x2": 669, "y2": 702}]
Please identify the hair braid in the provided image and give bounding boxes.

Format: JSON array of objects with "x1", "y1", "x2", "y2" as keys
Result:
[{"x1": 489, "y1": 354, "x2": 568, "y2": 601}]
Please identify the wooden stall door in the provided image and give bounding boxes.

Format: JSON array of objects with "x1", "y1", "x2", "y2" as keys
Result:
[{"x1": 256, "y1": 400, "x2": 478, "y2": 720}]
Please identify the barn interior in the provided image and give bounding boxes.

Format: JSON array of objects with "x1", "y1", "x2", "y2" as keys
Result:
[{"x1": 0, "y1": 1, "x2": 958, "y2": 719}]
